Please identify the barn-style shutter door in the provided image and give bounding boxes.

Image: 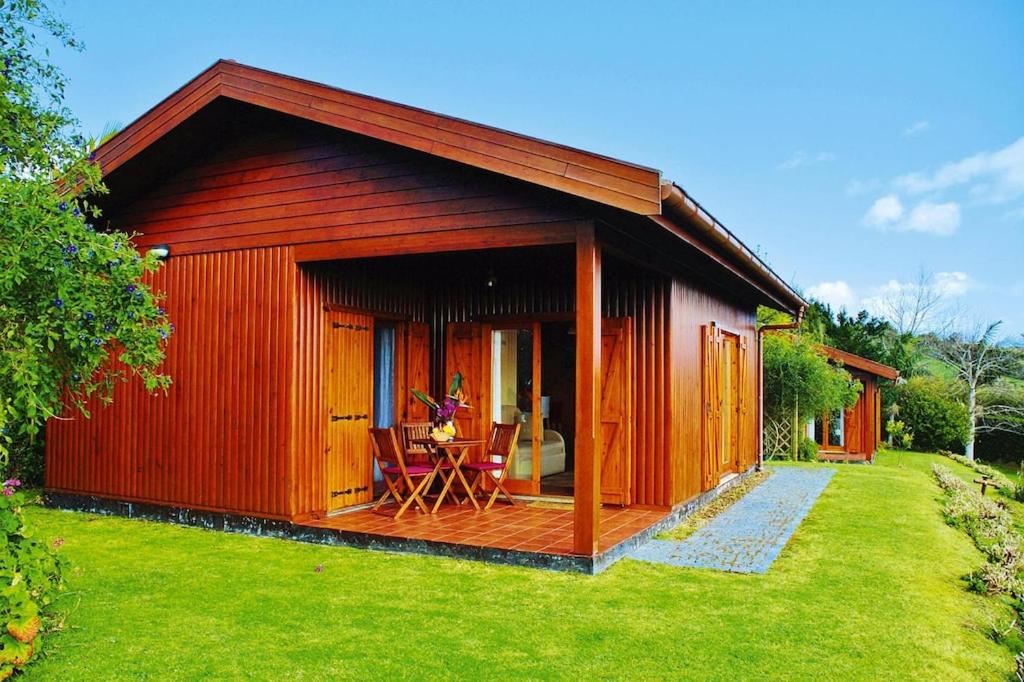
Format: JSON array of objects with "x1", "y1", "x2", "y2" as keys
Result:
[
  {"x1": 323, "y1": 309, "x2": 375, "y2": 512},
  {"x1": 701, "y1": 323, "x2": 723, "y2": 490},
  {"x1": 600, "y1": 317, "x2": 634, "y2": 505},
  {"x1": 398, "y1": 321, "x2": 431, "y2": 423},
  {"x1": 737, "y1": 335, "x2": 749, "y2": 469},
  {"x1": 845, "y1": 399, "x2": 862, "y2": 454},
  {"x1": 444, "y1": 322, "x2": 491, "y2": 444}
]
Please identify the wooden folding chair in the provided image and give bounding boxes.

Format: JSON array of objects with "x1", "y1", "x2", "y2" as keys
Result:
[
  {"x1": 369, "y1": 427, "x2": 434, "y2": 520},
  {"x1": 463, "y1": 422, "x2": 522, "y2": 510},
  {"x1": 401, "y1": 421, "x2": 434, "y2": 466}
]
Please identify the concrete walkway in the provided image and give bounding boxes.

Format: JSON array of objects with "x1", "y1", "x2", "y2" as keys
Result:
[{"x1": 629, "y1": 467, "x2": 835, "y2": 574}]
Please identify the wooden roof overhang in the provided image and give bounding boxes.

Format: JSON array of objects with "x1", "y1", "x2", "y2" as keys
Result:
[
  {"x1": 93, "y1": 59, "x2": 806, "y2": 315},
  {"x1": 820, "y1": 345, "x2": 900, "y2": 381}
]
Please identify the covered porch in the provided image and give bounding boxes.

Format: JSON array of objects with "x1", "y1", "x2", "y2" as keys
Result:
[{"x1": 291, "y1": 223, "x2": 668, "y2": 557}]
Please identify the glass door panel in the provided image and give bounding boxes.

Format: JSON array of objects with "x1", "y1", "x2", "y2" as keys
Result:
[{"x1": 491, "y1": 328, "x2": 536, "y2": 483}]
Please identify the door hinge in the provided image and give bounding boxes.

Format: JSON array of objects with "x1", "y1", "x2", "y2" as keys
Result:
[
  {"x1": 332, "y1": 322, "x2": 370, "y2": 331},
  {"x1": 331, "y1": 486, "x2": 368, "y2": 498},
  {"x1": 330, "y1": 414, "x2": 369, "y2": 422}
]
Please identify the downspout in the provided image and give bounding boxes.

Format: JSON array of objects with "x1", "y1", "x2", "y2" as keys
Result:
[{"x1": 757, "y1": 309, "x2": 806, "y2": 469}]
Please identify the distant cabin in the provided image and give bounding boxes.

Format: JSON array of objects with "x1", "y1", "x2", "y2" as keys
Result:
[{"x1": 812, "y1": 346, "x2": 899, "y2": 463}]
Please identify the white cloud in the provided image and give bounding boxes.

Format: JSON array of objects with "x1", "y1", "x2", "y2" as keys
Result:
[
  {"x1": 806, "y1": 280, "x2": 857, "y2": 311},
  {"x1": 863, "y1": 194, "x2": 904, "y2": 226},
  {"x1": 903, "y1": 120, "x2": 931, "y2": 137},
  {"x1": 777, "y1": 151, "x2": 837, "y2": 171},
  {"x1": 863, "y1": 196, "x2": 959, "y2": 236},
  {"x1": 904, "y1": 201, "x2": 960, "y2": 235},
  {"x1": 932, "y1": 271, "x2": 978, "y2": 297},
  {"x1": 858, "y1": 271, "x2": 978, "y2": 320},
  {"x1": 894, "y1": 136, "x2": 1024, "y2": 203}
]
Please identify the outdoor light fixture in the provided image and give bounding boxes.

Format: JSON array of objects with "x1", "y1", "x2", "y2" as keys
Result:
[
  {"x1": 148, "y1": 245, "x2": 171, "y2": 260},
  {"x1": 485, "y1": 269, "x2": 498, "y2": 288}
]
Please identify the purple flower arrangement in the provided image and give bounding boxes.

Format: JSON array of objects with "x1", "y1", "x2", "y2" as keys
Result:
[
  {"x1": 435, "y1": 397, "x2": 458, "y2": 422},
  {"x1": 410, "y1": 372, "x2": 471, "y2": 433},
  {"x1": 2, "y1": 478, "x2": 21, "y2": 497}
]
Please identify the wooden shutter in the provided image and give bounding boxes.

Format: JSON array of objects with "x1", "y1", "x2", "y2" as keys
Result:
[
  {"x1": 701, "y1": 324, "x2": 722, "y2": 491},
  {"x1": 444, "y1": 321, "x2": 491, "y2": 443},
  {"x1": 844, "y1": 404, "x2": 859, "y2": 454},
  {"x1": 737, "y1": 335, "x2": 750, "y2": 469},
  {"x1": 600, "y1": 318, "x2": 633, "y2": 505},
  {"x1": 398, "y1": 321, "x2": 431, "y2": 423},
  {"x1": 322, "y1": 309, "x2": 374, "y2": 511}
]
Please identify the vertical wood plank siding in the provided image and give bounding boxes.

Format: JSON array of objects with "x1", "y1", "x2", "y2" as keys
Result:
[
  {"x1": 46, "y1": 107, "x2": 763, "y2": 519},
  {"x1": 669, "y1": 278, "x2": 758, "y2": 505},
  {"x1": 46, "y1": 246, "x2": 295, "y2": 518}
]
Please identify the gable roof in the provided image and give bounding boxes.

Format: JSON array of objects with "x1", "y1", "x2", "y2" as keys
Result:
[
  {"x1": 93, "y1": 59, "x2": 806, "y2": 313},
  {"x1": 821, "y1": 345, "x2": 900, "y2": 381}
]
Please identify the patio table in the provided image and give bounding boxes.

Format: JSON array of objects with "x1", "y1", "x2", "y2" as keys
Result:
[{"x1": 411, "y1": 437, "x2": 485, "y2": 513}]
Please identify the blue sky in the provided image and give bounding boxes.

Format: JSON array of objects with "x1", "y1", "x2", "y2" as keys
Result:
[{"x1": 52, "y1": 1, "x2": 1024, "y2": 338}]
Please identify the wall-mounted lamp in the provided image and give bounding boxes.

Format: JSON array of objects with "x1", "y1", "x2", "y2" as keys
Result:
[
  {"x1": 148, "y1": 245, "x2": 171, "y2": 261},
  {"x1": 485, "y1": 269, "x2": 498, "y2": 288}
]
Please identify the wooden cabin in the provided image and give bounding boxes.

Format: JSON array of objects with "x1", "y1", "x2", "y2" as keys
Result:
[
  {"x1": 812, "y1": 346, "x2": 899, "y2": 463},
  {"x1": 44, "y1": 61, "x2": 806, "y2": 569}
]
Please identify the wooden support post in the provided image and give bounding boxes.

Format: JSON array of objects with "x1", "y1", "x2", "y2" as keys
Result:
[{"x1": 574, "y1": 224, "x2": 602, "y2": 555}]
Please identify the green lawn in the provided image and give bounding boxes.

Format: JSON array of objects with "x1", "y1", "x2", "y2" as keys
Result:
[
  {"x1": 882, "y1": 449, "x2": 1024, "y2": 532},
  {"x1": 24, "y1": 453, "x2": 1013, "y2": 680}
]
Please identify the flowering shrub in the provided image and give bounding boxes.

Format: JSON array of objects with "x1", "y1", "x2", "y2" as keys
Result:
[
  {"x1": 0, "y1": 480, "x2": 66, "y2": 677},
  {"x1": 0, "y1": 0, "x2": 172, "y2": 466},
  {"x1": 932, "y1": 464, "x2": 1024, "y2": 598},
  {"x1": 0, "y1": 5, "x2": 123, "y2": 675},
  {"x1": 941, "y1": 451, "x2": 1018, "y2": 500}
]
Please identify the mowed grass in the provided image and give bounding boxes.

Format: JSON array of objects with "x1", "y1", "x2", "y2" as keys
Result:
[
  {"x1": 24, "y1": 453, "x2": 1012, "y2": 680},
  {"x1": 881, "y1": 449, "x2": 1024, "y2": 531}
]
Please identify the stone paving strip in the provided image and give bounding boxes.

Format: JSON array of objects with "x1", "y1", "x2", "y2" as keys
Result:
[{"x1": 629, "y1": 467, "x2": 836, "y2": 574}]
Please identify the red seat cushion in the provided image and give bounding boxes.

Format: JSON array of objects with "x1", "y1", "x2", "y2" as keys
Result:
[
  {"x1": 382, "y1": 464, "x2": 434, "y2": 476},
  {"x1": 462, "y1": 461, "x2": 504, "y2": 472}
]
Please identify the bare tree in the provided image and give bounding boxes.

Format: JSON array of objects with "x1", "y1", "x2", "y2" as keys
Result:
[
  {"x1": 880, "y1": 269, "x2": 945, "y2": 335},
  {"x1": 929, "y1": 320, "x2": 1017, "y2": 460}
]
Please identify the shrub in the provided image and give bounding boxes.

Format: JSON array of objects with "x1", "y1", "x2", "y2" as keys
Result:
[
  {"x1": 0, "y1": 481, "x2": 66, "y2": 677},
  {"x1": 797, "y1": 437, "x2": 819, "y2": 462},
  {"x1": 933, "y1": 464, "x2": 1023, "y2": 596},
  {"x1": 761, "y1": 329, "x2": 861, "y2": 425},
  {"x1": 885, "y1": 419, "x2": 913, "y2": 450},
  {"x1": 5, "y1": 435, "x2": 44, "y2": 490},
  {"x1": 941, "y1": 451, "x2": 1017, "y2": 498},
  {"x1": 892, "y1": 377, "x2": 971, "y2": 453}
]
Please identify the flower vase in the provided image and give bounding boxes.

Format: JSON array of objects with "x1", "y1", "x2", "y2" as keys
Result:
[{"x1": 431, "y1": 419, "x2": 456, "y2": 442}]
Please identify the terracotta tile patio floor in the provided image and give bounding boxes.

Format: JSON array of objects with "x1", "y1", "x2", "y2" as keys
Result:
[{"x1": 301, "y1": 501, "x2": 668, "y2": 555}]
